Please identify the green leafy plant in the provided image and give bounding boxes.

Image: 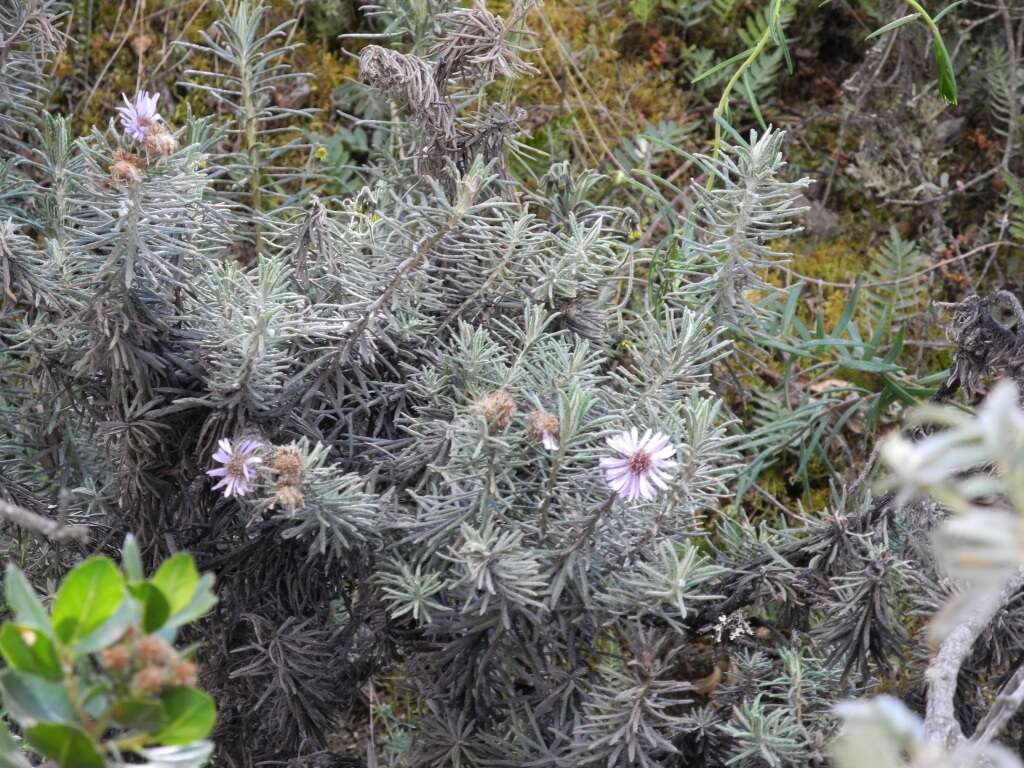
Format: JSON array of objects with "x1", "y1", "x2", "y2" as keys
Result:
[
  {"x1": 863, "y1": 0, "x2": 961, "y2": 105},
  {"x1": 0, "y1": 537, "x2": 217, "y2": 768},
  {"x1": 864, "y1": 228, "x2": 927, "y2": 335},
  {"x1": 695, "y1": 0, "x2": 961, "y2": 167}
]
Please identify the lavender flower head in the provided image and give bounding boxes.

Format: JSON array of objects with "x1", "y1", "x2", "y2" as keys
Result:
[
  {"x1": 600, "y1": 428, "x2": 678, "y2": 502},
  {"x1": 207, "y1": 438, "x2": 262, "y2": 498},
  {"x1": 118, "y1": 91, "x2": 161, "y2": 142}
]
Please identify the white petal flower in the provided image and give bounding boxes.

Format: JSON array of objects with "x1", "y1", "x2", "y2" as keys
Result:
[
  {"x1": 599, "y1": 427, "x2": 678, "y2": 502},
  {"x1": 117, "y1": 90, "x2": 161, "y2": 142},
  {"x1": 206, "y1": 438, "x2": 262, "y2": 498}
]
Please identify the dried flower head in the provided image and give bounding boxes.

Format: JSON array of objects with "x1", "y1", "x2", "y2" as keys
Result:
[
  {"x1": 432, "y1": 6, "x2": 537, "y2": 83},
  {"x1": 110, "y1": 150, "x2": 143, "y2": 185},
  {"x1": 118, "y1": 90, "x2": 161, "y2": 142},
  {"x1": 137, "y1": 634, "x2": 177, "y2": 666},
  {"x1": 132, "y1": 665, "x2": 166, "y2": 696},
  {"x1": 100, "y1": 644, "x2": 133, "y2": 673},
  {"x1": 270, "y1": 445, "x2": 305, "y2": 510},
  {"x1": 143, "y1": 125, "x2": 179, "y2": 157},
  {"x1": 478, "y1": 390, "x2": 516, "y2": 430},
  {"x1": 169, "y1": 659, "x2": 199, "y2": 687},
  {"x1": 274, "y1": 484, "x2": 305, "y2": 510},
  {"x1": 130, "y1": 33, "x2": 153, "y2": 58},
  {"x1": 526, "y1": 409, "x2": 559, "y2": 450},
  {"x1": 207, "y1": 438, "x2": 263, "y2": 498},
  {"x1": 599, "y1": 428, "x2": 678, "y2": 502},
  {"x1": 270, "y1": 445, "x2": 303, "y2": 484}
]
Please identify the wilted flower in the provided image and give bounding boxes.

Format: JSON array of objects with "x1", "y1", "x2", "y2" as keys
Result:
[
  {"x1": 118, "y1": 90, "x2": 161, "y2": 142},
  {"x1": 526, "y1": 409, "x2": 559, "y2": 450},
  {"x1": 143, "y1": 125, "x2": 179, "y2": 157},
  {"x1": 109, "y1": 150, "x2": 143, "y2": 185},
  {"x1": 207, "y1": 438, "x2": 262, "y2": 498},
  {"x1": 478, "y1": 389, "x2": 516, "y2": 431},
  {"x1": 269, "y1": 444, "x2": 305, "y2": 510},
  {"x1": 600, "y1": 428, "x2": 678, "y2": 502}
]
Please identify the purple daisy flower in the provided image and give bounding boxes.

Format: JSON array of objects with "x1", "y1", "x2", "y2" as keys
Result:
[
  {"x1": 207, "y1": 438, "x2": 262, "y2": 498},
  {"x1": 599, "y1": 428, "x2": 678, "y2": 502},
  {"x1": 117, "y1": 91, "x2": 161, "y2": 142}
]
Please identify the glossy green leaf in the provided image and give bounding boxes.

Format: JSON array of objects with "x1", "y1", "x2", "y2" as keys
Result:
[
  {"x1": 152, "y1": 554, "x2": 199, "y2": 615},
  {"x1": 25, "y1": 723, "x2": 105, "y2": 768},
  {"x1": 4, "y1": 566, "x2": 52, "y2": 635},
  {"x1": 154, "y1": 687, "x2": 217, "y2": 745},
  {"x1": 52, "y1": 557, "x2": 125, "y2": 645},
  {"x1": 138, "y1": 585, "x2": 172, "y2": 634},
  {"x1": 0, "y1": 624, "x2": 62, "y2": 681},
  {"x1": 0, "y1": 670, "x2": 75, "y2": 726},
  {"x1": 71, "y1": 596, "x2": 133, "y2": 655},
  {"x1": 165, "y1": 573, "x2": 217, "y2": 630},
  {"x1": 112, "y1": 696, "x2": 166, "y2": 731},
  {"x1": 130, "y1": 582, "x2": 172, "y2": 633}
]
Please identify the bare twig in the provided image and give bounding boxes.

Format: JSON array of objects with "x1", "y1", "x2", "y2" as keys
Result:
[
  {"x1": 0, "y1": 498, "x2": 89, "y2": 543},
  {"x1": 924, "y1": 569, "x2": 1024, "y2": 749},
  {"x1": 971, "y1": 663, "x2": 1024, "y2": 748}
]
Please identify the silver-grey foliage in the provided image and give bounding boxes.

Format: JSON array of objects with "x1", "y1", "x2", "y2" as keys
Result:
[{"x1": 8, "y1": 1, "x2": 1016, "y2": 767}]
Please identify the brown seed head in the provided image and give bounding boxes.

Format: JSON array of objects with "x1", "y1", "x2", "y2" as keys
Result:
[
  {"x1": 270, "y1": 445, "x2": 303, "y2": 485},
  {"x1": 275, "y1": 483, "x2": 305, "y2": 511},
  {"x1": 143, "y1": 126, "x2": 179, "y2": 157},
  {"x1": 137, "y1": 634, "x2": 177, "y2": 666},
  {"x1": 110, "y1": 151, "x2": 143, "y2": 185},
  {"x1": 526, "y1": 409, "x2": 559, "y2": 447},
  {"x1": 478, "y1": 390, "x2": 516, "y2": 430},
  {"x1": 131, "y1": 33, "x2": 153, "y2": 58},
  {"x1": 270, "y1": 445, "x2": 305, "y2": 510},
  {"x1": 169, "y1": 659, "x2": 199, "y2": 687},
  {"x1": 132, "y1": 665, "x2": 166, "y2": 695},
  {"x1": 100, "y1": 644, "x2": 133, "y2": 673}
]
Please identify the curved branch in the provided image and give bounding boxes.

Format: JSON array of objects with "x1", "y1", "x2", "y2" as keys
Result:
[
  {"x1": 924, "y1": 569, "x2": 1024, "y2": 749},
  {"x1": 0, "y1": 498, "x2": 89, "y2": 543}
]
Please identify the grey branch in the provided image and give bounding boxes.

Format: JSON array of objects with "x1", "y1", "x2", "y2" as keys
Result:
[
  {"x1": 0, "y1": 499, "x2": 89, "y2": 543},
  {"x1": 972, "y1": 662, "x2": 1024, "y2": 748},
  {"x1": 925, "y1": 569, "x2": 1024, "y2": 749}
]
